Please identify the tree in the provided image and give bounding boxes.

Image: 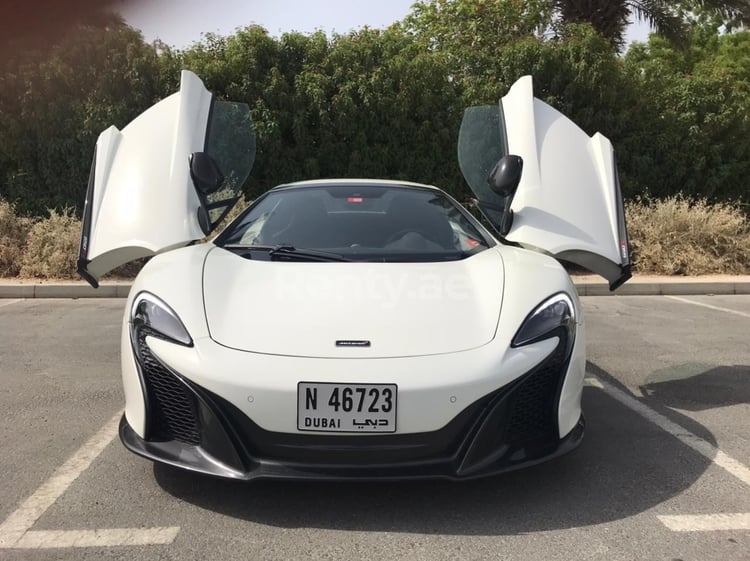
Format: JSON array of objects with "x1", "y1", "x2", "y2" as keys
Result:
[
  {"x1": 179, "y1": 25, "x2": 466, "y2": 199},
  {"x1": 404, "y1": 0, "x2": 554, "y2": 79},
  {"x1": 553, "y1": 0, "x2": 750, "y2": 50},
  {"x1": 0, "y1": 0, "x2": 126, "y2": 63},
  {"x1": 404, "y1": 1, "x2": 634, "y2": 134},
  {"x1": 1, "y1": 1, "x2": 748, "y2": 218},
  {"x1": 0, "y1": 25, "x2": 169, "y2": 215},
  {"x1": 622, "y1": 26, "x2": 750, "y2": 201}
]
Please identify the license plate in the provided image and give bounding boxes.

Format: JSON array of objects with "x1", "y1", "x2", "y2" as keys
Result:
[{"x1": 297, "y1": 382, "x2": 397, "y2": 433}]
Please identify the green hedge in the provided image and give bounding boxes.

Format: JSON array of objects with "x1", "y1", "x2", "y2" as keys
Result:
[{"x1": 1, "y1": 8, "x2": 748, "y2": 217}]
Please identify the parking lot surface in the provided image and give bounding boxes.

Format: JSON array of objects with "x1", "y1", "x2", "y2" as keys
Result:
[{"x1": 0, "y1": 296, "x2": 748, "y2": 560}]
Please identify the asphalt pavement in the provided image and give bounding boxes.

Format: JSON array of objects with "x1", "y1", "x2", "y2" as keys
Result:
[{"x1": 0, "y1": 296, "x2": 748, "y2": 560}]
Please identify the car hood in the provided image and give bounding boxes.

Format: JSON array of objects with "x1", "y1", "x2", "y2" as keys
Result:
[{"x1": 202, "y1": 247, "x2": 505, "y2": 358}]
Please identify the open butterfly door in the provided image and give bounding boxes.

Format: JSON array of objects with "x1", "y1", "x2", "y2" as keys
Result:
[
  {"x1": 77, "y1": 70, "x2": 256, "y2": 287},
  {"x1": 458, "y1": 76, "x2": 631, "y2": 290}
]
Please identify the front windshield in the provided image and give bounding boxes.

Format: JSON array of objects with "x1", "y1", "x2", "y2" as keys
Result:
[{"x1": 218, "y1": 184, "x2": 491, "y2": 262}]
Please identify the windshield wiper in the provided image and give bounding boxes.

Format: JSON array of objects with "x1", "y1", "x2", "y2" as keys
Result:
[
  {"x1": 222, "y1": 244, "x2": 351, "y2": 262},
  {"x1": 268, "y1": 245, "x2": 352, "y2": 262}
]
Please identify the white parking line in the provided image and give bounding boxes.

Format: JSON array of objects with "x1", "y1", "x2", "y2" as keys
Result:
[
  {"x1": 0, "y1": 412, "x2": 180, "y2": 549},
  {"x1": 0, "y1": 413, "x2": 122, "y2": 546},
  {"x1": 592, "y1": 374, "x2": 750, "y2": 488},
  {"x1": 13, "y1": 528, "x2": 180, "y2": 549},
  {"x1": 665, "y1": 295, "x2": 750, "y2": 319},
  {"x1": 658, "y1": 513, "x2": 750, "y2": 532},
  {"x1": 0, "y1": 299, "x2": 22, "y2": 309},
  {"x1": 591, "y1": 374, "x2": 750, "y2": 533}
]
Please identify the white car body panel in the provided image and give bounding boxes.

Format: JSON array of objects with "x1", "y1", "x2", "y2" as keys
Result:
[
  {"x1": 121, "y1": 243, "x2": 584, "y2": 438},
  {"x1": 501, "y1": 76, "x2": 628, "y2": 280},
  {"x1": 81, "y1": 70, "x2": 212, "y2": 283},
  {"x1": 120, "y1": 244, "x2": 214, "y2": 435},
  {"x1": 146, "y1": 331, "x2": 561, "y2": 435},
  {"x1": 458, "y1": 75, "x2": 630, "y2": 288},
  {"x1": 202, "y1": 246, "x2": 505, "y2": 358},
  {"x1": 500, "y1": 246, "x2": 587, "y2": 437}
]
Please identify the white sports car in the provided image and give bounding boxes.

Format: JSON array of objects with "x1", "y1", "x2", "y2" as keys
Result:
[{"x1": 78, "y1": 70, "x2": 630, "y2": 480}]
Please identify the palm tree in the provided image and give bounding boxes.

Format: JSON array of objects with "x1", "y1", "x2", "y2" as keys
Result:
[{"x1": 554, "y1": 0, "x2": 750, "y2": 50}]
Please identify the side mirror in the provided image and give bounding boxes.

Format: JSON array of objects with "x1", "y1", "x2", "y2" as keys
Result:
[
  {"x1": 190, "y1": 152, "x2": 225, "y2": 195},
  {"x1": 487, "y1": 154, "x2": 523, "y2": 197},
  {"x1": 486, "y1": 154, "x2": 523, "y2": 236}
]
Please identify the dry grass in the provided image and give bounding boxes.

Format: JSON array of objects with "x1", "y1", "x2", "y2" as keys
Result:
[
  {"x1": 209, "y1": 196, "x2": 250, "y2": 237},
  {"x1": 1, "y1": 195, "x2": 748, "y2": 278},
  {"x1": 0, "y1": 200, "x2": 33, "y2": 277},
  {"x1": 626, "y1": 196, "x2": 750, "y2": 275},
  {"x1": 0, "y1": 196, "x2": 251, "y2": 279},
  {"x1": 19, "y1": 208, "x2": 81, "y2": 279}
]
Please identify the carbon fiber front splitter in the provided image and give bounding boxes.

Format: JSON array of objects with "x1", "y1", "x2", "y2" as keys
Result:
[{"x1": 120, "y1": 413, "x2": 584, "y2": 482}]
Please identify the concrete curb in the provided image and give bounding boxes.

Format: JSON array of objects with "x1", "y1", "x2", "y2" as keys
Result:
[
  {"x1": 0, "y1": 284, "x2": 132, "y2": 299},
  {"x1": 576, "y1": 281, "x2": 750, "y2": 296},
  {"x1": 1, "y1": 280, "x2": 749, "y2": 299}
]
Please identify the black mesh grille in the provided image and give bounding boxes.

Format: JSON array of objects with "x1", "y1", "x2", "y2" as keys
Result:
[
  {"x1": 136, "y1": 329, "x2": 200, "y2": 445},
  {"x1": 505, "y1": 339, "x2": 567, "y2": 444}
]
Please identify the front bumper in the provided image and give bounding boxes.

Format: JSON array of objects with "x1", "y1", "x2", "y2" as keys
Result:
[
  {"x1": 120, "y1": 331, "x2": 584, "y2": 481},
  {"x1": 120, "y1": 414, "x2": 584, "y2": 481}
]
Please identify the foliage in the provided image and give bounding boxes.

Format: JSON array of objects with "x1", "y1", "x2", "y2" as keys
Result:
[
  {"x1": 19, "y1": 208, "x2": 80, "y2": 279},
  {"x1": 0, "y1": 25, "x2": 173, "y2": 215},
  {"x1": 552, "y1": 0, "x2": 750, "y2": 50},
  {"x1": 404, "y1": 0, "x2": 554, "y2": 80},
  {"x1": 0, "y1": 200, "x2": 33, "y2": 276},
  {"x1": 679, "y1": 0, "x2": 750, "y2": 32},
  {"x1": 553, "y1": 0, "x2": 633, "y2": 49},
  {"x1": 3, "y1": 194, "x2": 747, "y2": 278},
  {"x1": 623, "y1": 26, "x2": 750, "y2": 201},
  {"x1": 0, "y1": 1, "x2": 125, "y2": 62},
  {"x1": 178, "y1": 26, "x2": 465, "y2": 199},
  {"x1": 0, "y1": 0, "x2": 748, "y2": 240},
  {"x1": 626, "y1": 196, "x2": 750, "y2": 274}
]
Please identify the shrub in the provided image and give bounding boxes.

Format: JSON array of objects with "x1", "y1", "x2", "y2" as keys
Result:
[
  {"x1": 0, "y1": 200, "x2": 34, "y2": 277},
  {"x1": 19, "y1": 208, "x2": 81, "y2": 279},
  {"x1": 108, "y1": 259, "x2": 148, "y2": 279},
  {"x1": 5, "y1": 195, "x2": 750, "y2": 278},
  {"x1": 626, "y1": 196, "x2": 750, "y2": 275},
  {"x1": 12, "y1": 197, "x2": 251, "y2": 280}
]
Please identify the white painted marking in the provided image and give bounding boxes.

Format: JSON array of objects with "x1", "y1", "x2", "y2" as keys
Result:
[
  {"x1": 0, "y1": 412, "x2": 121, "y2": 547},
  {"x1": 592, "y1": 375, "x2": 750, "y2": 488},
  {"x1": 665, "y1": 295, "x2": 750, "y2": 319},
  {"x1": 0, "y1": 411, "x2": 181, "y2": 549},
  {"x1": 14, "y1": 528, "x2": 180, "y2": 549},
  {"x1": 0, "y1": 299, "x2": 22, "y2": 309},
  {"x1": 658, "y1": 513, "x2": 750, "y2": 532}
]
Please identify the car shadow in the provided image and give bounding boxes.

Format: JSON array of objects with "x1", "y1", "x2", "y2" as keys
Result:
[
  {"x1": 154, "y1": 362, "x2": 715, "y2": 535},
  {"x1": 638, "y1": 363, "x2": 750, "y2": 411}
]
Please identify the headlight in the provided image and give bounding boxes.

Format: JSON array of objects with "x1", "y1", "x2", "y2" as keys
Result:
[
  {"x1": 130, "y1": 292, "x2": 193, "y2": 347},
  {"x1": 512, "y1": 293, "x2": 576, "y2": 348}
]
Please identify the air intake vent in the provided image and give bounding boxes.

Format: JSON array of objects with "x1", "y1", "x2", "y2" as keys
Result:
[
  {"x1": 136, "y1": 329, "x2": 200, "y2": 445},
  {"x1": 506, "y1": 340, "x2": 567, "y2": 444}
]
